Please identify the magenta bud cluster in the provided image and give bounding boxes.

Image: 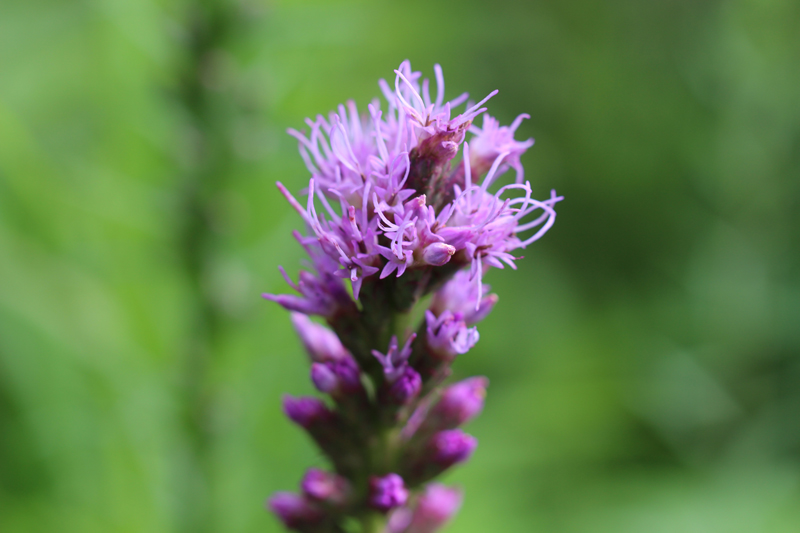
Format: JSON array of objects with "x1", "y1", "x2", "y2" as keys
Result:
[
  {"x1": 369, "y1": 473, "x2": 409, "y2": 512},
  {"x1": 265, "y1": 60, "x2": 560, "y2": 532}
]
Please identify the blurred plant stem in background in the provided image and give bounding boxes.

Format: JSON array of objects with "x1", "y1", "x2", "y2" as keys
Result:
[{"x1": 174, "y1": 1, "x2": 235, "y2": 531}]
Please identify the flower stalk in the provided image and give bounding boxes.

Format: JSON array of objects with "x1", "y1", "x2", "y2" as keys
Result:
[{"x1": 265, "y1": 61, "x2": 562, "y2": 533}]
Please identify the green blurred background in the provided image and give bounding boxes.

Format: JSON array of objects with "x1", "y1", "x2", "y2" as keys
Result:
[{"x1": 1, "y1": 0, "x2": 799, "y2": 531}]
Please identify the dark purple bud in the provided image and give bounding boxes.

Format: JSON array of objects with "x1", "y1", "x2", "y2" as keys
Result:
[
  {"x1": 406, "y1": 484, "x2": 463, "y2": 533},
  {"x1": 301, "y1": 468, "x2": 351, "y2": 505},
  {"x1": 291, "y1": 312, "x2": 349, "y2": 362},
  {"x1": 268, "y1": 492, "x2": 323, "y2": 529},
  {"x1": 369, "y1": 473, "x2": 408, "y2": 512},
  {"x1": 430, "y1": 430, "x2": 477, "y2": 467},
  {"x1": 311, "y1": 359, "x2": 363, "y2": 398},
  {"x1": 331, "y1": 357, "x2": 363, "y2": 392},
  {"x1": 431, "y1": 377, "x2": 488, "y2": 428},
  {"x1": 421, "y1": 243, "x2": 456, "y2": 266},
  {"x1": 386, "y1": 367, "x2": 422, "y2": 405},
  {"x1": 282, "y1": 395, "x2": 331, "y2": 429}
]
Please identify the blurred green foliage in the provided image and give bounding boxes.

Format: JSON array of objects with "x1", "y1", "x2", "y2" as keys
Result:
[{"x1": 1, "y1": 0, "x2": 799, "y2": 532}]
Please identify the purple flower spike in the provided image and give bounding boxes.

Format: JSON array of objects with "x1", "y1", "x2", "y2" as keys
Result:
[
  {"x1": 282, "y1": 395, "x2": 331, "y2": 429},
  {"x1": 268, "y1": 492, "x2": 323, "y2": 529},
  {"x1": 369, "y1": 473, "x2": 409, "y2": 512},
  {"x1": 431, "y1": 377, "x2": 488, "y2": 428},
  {"x1": 301, "y1": 468, "x2": 351, "y2": 505},
  {"x1": 406, "y1": 484, "x2": 463, "y2": 533},
  {"x1": 291, "y1": 313, "x2": 349, "y2": 362},
  {"x1": 267, "y1": 60, "x2": 562, "y2": 532},
  {"x1": 430, "y1": 430, "x2": 477, "y2": 467}
]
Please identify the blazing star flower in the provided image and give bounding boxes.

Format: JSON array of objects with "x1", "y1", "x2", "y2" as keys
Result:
[{"x1": 266, "y1": 60, "x2": 561, "y2": 532}]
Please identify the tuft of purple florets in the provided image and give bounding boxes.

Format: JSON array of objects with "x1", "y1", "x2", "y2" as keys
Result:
[
  {"x1": 266, "y1": 60, "x2": 561, "y2": 532},
  {"x1": 264, "y1": 60, "x2": 561, "y2": 312},
  {"x1": 370, "y1": 473, "x2": 409, "y2": 512}
]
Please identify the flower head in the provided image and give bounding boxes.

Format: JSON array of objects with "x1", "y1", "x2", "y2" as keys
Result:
[{"x1": 267, "y1": 60, "x2": 560, "y2": 309}]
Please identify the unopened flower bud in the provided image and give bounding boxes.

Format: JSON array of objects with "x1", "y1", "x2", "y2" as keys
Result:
[
  {"x1": 282, "y1": 395, "x2": 331, "y2": 429},
  {"x1": 330, "y1": 357, "x2": 362, "y2": 391},
  {"x1": 310, "y1": 363, "x2": 339, "y2": 394},
  {"x1": 369, "y1": 473, "x2": 408, "y2": 512},
  {"x1": 268, "y1": 492, "x2": 323, "y2": 529},
  {"x1": 430, "y1": 429, "x2": 477, "y2": 467},
  {"x1": 291, "y1": 312, "x2": 349, "y2": 362},
  {"x1": 431, "y1": 377, "x2": 488, "y2": 428},
  {"x1": 406, "y1": 484, "x2": 463, "y2": 533},
  {"x1": 422, "y1": 243, "x2": 456, "y2": 266},
  {"x1": 311, "y1": 358, "x2": 363, "y2": 398},
  {"x1": 301, "y1": 468, "x2": 351, "y2": 505},
  {"x1": 385, "y1": 366, "x2": 422, "y2": 405},
  {"x1": 282, "y1": 396, "x2": 362, "y2": 476}
]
